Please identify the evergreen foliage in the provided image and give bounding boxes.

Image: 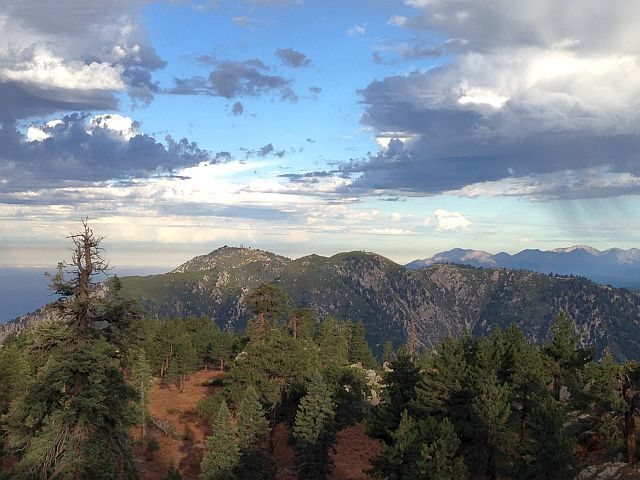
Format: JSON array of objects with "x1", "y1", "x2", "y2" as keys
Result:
[
  {"x1": 166, "y1": 463, "x2": 182, "y2": 480},
  {"x1": 201, "y1": 400, "x2": 240, "y2": 480},
  {"x1": 131, "y1": 348, "x2": 154, "y2": 437},
  {"x1": 368, "y1": 348, "x2": 421, "y2": 442},
  {"x1": 4, "y1": 221, "x2": 137, "y2": 479},
  {"x1": 237, "y1": 385, "x2": 268, "y2": 449},
  {"x1": 348, "y1": 321, "x2": 378, "y2": 369},
  {"x1": 293, "y1": 371, "x2": 336, "y2": 480}
]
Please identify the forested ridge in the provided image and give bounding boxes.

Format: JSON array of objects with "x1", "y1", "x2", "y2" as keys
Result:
[
  {"x1": 3, "y1": 225, "x2": 640, "y2": 479},
  {"x1": 114, "y1": 246, "x2": 640, "y2": 361}
]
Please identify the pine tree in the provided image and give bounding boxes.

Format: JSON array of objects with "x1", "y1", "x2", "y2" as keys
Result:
[
  {"x1": 246, "y1": 284, "x2": 289, "y2": 340},
  {"x1": 382, "y1": 340, "x2": 395, "y2": 365},
  {"x1": 6, "y1": 221, "x2": 137, "y2": 479},
  {"x1": 166, "y1": 333, "x2": 199, "y2": 392},
  {"x1": 201, "y1": 400, "x2": 240, "y2": 480},
  {"x1": 472, "y1": 373, "x2": 512, "y2": 479},
  {"x1": 166, "y1": 462, "x2": 182, "y2": 480},
  {"x1": 288, "y1": 308, "x2": 317, "y2": 340},
  {"x1": 369, "y1": 412, "x2": 468, "y2": 480},
  {"x1": 317, "y1": 317, "x2": 349, "y2": 367},
  {"x1": 516, "y1": 395, "x2": 575, "y2": 479},
  {"x1": 131, "y1": 348, "x2": 154, "y2": 437},
  {"x1": 417, "y1": 417, "x2": 469, "y2": 480},
  {"x1": 348, "y1": 321, "x2": 378, "y2": 369},
  {"x1": 235, "y1": 386, "x2": 275, "y2": 480},
  {"x1": 369, "y1": 409, "x2": 421, "y2": 479},
  {"x1": 544, "y1": 311, "x2": 592, "y2": 402},
  {"x1": 237, "y1": 385, "x2": 268, "y2": 449},
  {"x1": 293, "y1": 371, "x2": 336, "y2": 480},
  {"x1": 368, "y1": 348, "x2": 421, "y2": 442}
]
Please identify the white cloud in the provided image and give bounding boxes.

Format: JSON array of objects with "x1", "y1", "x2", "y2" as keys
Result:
[
  {"x1": 347, "y1": 24, "x2": 366, "y2": 36},
  {"x1": 89, "y1": 114, "x2": 137, "y2": 140},
  {"x1": 427, "y1": 209, "x2": 472, "y2": 231},
  {"x1": 388, "y1": 15, "x2": 407, "y2": 27}
]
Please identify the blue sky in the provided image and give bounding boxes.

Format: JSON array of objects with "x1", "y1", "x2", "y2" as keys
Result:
[{"x1": 2, "y1": 0, "x2": 640, "y2": 270}]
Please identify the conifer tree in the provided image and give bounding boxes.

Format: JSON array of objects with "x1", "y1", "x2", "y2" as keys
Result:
[
  {"x1": 348, "y1": 321, "x2": 378, "y2": 369},
  {"x1": 516, "y1": 395, "x2": 575, "y2": 479},
  {"x1": 368, "y1": 348, "x2": 421, "y2": 442},
  {"x1": 235, "y1": 386, "x2": 275, "y2": 480},
  {"x1": 317, "y1": 317, "x2": 349, "y2": 366},
  {"x1": 288, "y1": 308, "x2": 317, "y2": 340},
  {"x1": 166, "y1": 333, "x2": 199, "y2": 392},
  {"x1": 131, "y1": 348, "x2": 154, "y2": 437},
  {"x1": 293, "y1": 371, "x2": 336, "y2": 480},
  {"x1": 472, "y1": 373, "x2": 512, "y2": 479},
  {"x1": 369, "y1": 409, "x2": 421, "y2": 479},
  {"x1": 417, "y1": 417, "x2": 469, "y2": 480},
  {"x1": 201, "y1": 400, "x2": 240, "y2": 480},
  {"x1": 237, "y1": 385, "x2": 268, "y2": 449},
  {"x1": 544, "y1": 311, "x2": 592, "y2": 402},
  {"x1": 166, "y1": 463, "x2": 182, "y2": 480},
  {"x1": 370, "y1": 412, "x2": 468, "y2": 480},
  {"x1": 6, "y1": 220, "x2": 137, "y2": 479},
  {"x1": 412, "y1": 337, "x2": 470, "y2": 420},
  {"x1": 382, "y1": 340, "x2": 395, "y2": 365},
  {"x1": 247, "y1": 284, "x2": 289, "y2": 340}
]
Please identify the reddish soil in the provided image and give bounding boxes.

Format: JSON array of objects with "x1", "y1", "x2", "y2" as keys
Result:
[
  {"x1": 133, "y1": 369, "x2": 223, "y2": 480},
  {"x1": 330, "y1": 423, "x2": 381, "y2": 480},
  {"x1": 134, "y1": 369, "x2": 380, "y2": 480},
  {"x1": 271, "y1": 422, "x2": 380, "y2": 480}
]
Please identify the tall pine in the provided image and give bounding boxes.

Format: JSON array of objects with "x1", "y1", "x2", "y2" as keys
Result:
[
  {"x1": 201, "y1": 400, "x2": 240, "y2": 480},
  {"x1": 293, "y1": 371, "x2": 336, "y2": 480}
]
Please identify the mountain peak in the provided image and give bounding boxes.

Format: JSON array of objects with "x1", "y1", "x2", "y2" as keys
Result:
[
  {"x1": 172, "y1": 245, "x2": 290, "y2": 273},
  {"x1": 552, "y1": 245, "x2": 601, "y2": 255}
]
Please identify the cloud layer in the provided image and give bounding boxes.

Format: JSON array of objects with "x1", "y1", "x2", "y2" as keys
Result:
[{"x1": 347, "y1": 0, "x2": 640, "y2": 200}]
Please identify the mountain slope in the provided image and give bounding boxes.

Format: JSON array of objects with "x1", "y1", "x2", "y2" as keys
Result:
[
  {"x1": 407, "y1": 245, "x2": 640, "y2": 289},
  {"x1": 117, "y1": 247, "x2": 640, "y2": 360}
]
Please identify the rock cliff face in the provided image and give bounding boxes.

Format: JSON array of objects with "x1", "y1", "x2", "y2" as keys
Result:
[{"x1": 115, "y1": 247, "x2": 640, "y2": 360}]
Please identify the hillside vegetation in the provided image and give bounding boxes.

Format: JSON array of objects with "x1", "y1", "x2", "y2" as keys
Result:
[{"x1": 118, "y1": 246, "x2": 640, "y2": 360}]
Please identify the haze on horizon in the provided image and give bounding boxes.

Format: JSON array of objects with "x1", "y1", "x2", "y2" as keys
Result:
[{"x1": 2, "y1": 0, "x2": 640, "y2": 269}]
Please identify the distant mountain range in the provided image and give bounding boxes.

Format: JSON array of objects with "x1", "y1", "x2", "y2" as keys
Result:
[
  {"x1": 406, "y1": 246, "x2": 640, "y2": 290},
  {"x1": 112, "y1": 246, "x2": 640, "y2": 360},
  {"x1": 5, "y1": 246, "x2": 640, "y2": 361}
]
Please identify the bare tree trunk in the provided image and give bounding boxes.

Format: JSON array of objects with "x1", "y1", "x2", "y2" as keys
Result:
[
  {"x1": 626, "y1": 411, "x2": 637, "y2": 463},
  {"x1": 257, "y1": 311, "x2": 266, "y2": 338}
]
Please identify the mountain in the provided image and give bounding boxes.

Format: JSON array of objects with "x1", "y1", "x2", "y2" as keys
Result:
[
  {"x1": 108, "y1": 246, "x2": 640, "y2": 361},
  {"x1": 5, "y1": 246, "x2": 640, "y2": 360},
  {"x1": 407, "y1": 246, "x2": 640, "y2": 290}
]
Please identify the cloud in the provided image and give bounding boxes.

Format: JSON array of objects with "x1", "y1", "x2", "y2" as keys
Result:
[
  {"x1": 0, "y1": 0, "x2": 165, "y2": 121},
  {"x1": 0, "y1": 114, "x2": 211, "y2": 191},
  {"x1": 232, "y1": 101, "x2": 244, "y2": 115},
  {"x1": 347, "y1": 24, "x2": 366, "y2": 36},
  {"x1": 345, "y1": 1, "x2": 640, "y2": 200},
  {"x1": 171, "y1": 58, "x2": 297, "y2": 101},
  {"x1": 275, "y1": 48, "x2": 311, "y2": 68},
  {"x1": 426, "y1": 209, "x2": 472, "y2": 231}
]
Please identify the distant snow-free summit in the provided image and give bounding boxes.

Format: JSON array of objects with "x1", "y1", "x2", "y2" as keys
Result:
[{"x1": 406, "y1": 245, "x2": 640, "y2": 290}]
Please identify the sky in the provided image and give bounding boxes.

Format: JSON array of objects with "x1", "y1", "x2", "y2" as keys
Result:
[{"x1": 2, "y1": 0, "x2": 640, "y2": 270}]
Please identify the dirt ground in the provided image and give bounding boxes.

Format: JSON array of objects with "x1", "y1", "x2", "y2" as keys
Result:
[
  {"x1": 133, "y1": 369, "x2": 223, "y2": 480},
  {"x1": 134, "y1": 369, "x2": 381, "y2": 480}
]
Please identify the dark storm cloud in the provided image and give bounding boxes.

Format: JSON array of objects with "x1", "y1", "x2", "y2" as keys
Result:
[
  {"x1": 402, "y1": 0, "x2": 640, "y2": 54},
  {"x1": 0, "y1": 114, "x2": 211, "y2": 192},
  {"x1": 275, "y1": 48, "x2": 311, "y2": 68},
  {"x1": 0, "y1": 82, "x2": 119, "y2": 122},
  {"x1": 344, "y1": 0, "x2": 640, "y2": 199},
  {"x1": 0, "y1": 1, "x2": 166, "y2": 120},
  {"x1": 171, "y1": 58, "x2": 297, "y2": 101},
  {"x1": 349, "y1": 70, "x2": 640, "y2": 197}
]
